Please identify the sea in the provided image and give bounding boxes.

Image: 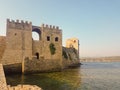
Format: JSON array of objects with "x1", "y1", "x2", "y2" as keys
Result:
[{"x1": 6, "y1": 62, "x2": 120, "y2": 90}]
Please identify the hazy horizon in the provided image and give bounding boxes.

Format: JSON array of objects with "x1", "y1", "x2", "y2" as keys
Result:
[{"x1": 0, "y1": 0, "x2": 120, "y2": 57}]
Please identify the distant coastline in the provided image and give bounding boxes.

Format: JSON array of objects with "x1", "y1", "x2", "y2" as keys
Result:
[{"x1": 80, "y1": 56, "x2": 120, "y2": 62}]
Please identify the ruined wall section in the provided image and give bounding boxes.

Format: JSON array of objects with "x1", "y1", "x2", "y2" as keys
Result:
[
  {"x1": 41, "y1": 24, "x2": 62, "y2": 61},
  {"x1": 2, "y1": 19, "x2": 32, "y2": 65},
  {"x1": 62, "y1": 47, "x2": 80, "y2": 68},
  {"x1": 66, "y1": 38, "x2": 80, "y2": 58}
]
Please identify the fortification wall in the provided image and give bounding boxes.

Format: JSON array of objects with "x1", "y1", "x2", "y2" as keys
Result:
[
  {"x1": 0, "y1": 36, "x2": 6, "y2": 63},
  {"x1": 32, "y1": 41, "x2": 42, "y2": 58},
  {"x1": 2, "y1": 19, "x2": 32, "y2": 65},
  {"x1": 0, "y1": 64, "x2": 8, "y2": 90},
  {"x1": 0, "y1": 19, "x2": 80, "y2": 74},
  {"x1": 7, "y1": 19, "x2": 32, "y2": 30},
  {"x1": 21, "y1": 47, "x2": 80, "y2": 74},
  {"x1": 23, "y1": 58, "x2": 62, "y2": 74}
]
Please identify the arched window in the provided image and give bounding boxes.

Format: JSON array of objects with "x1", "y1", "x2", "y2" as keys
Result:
[{"x1": 55, "y1": 37, "x2": 58, "y2": 41}]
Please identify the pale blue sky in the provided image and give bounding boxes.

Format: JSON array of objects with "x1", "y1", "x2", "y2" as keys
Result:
[{"x1": 0, "y1": 0, "x2": 120, "y2": 57}]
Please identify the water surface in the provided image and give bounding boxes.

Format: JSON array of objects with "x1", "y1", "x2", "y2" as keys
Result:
[{"x1": 6, "y1": 62, "x2": 120, "y2": 90}]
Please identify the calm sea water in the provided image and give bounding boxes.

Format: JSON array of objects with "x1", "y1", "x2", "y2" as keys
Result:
[{"x1": 6, "y1": 62, "x2": 120, "y2": 90}]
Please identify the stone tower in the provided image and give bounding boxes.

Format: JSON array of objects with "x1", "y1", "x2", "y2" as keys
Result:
[
  {"x1": 2, "y1": 19, "x2": 32, "y2": 65},
  {"x1": 66, "y1": 38, "x2": 80, "y2": 57},
  {"x1": 32, "y1": 24, "x2": 62, "y2": 61},
  {"x1": 40, "y1": 24, "x2": 62, "y2": 60},
  {"x1": 0, "y1": 19, "x2": 80, "y2": 73}
]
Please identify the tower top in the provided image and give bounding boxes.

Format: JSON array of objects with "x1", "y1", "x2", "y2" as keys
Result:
[
  {"x1": 41, "y1": 24, "x2": 59, "y2": 30},
  {"x1": 7, "y1": 19, "x2": 32, "y2": 30}
]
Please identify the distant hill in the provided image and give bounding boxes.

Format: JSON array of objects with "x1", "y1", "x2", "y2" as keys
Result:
[{"x1": 80, "y1": 56, "x2": 120, "y2": 62}]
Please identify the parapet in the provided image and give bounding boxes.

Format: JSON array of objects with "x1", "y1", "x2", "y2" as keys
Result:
[
  {"x1": 7, "y1": 19, "x2": 32, "y2": 30},
  {"x1": 41, "y1": 23, "x2": 60, "y2": 30}
]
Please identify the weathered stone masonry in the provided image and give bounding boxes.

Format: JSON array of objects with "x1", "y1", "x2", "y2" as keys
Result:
[{"x1": 0, "y1": 19, "x2": 80, "y2": 74}]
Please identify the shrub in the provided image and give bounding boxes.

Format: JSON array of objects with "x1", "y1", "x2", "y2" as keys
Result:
[{"x1": 49, "y1": 43, "x2": 56, "y2": 55}]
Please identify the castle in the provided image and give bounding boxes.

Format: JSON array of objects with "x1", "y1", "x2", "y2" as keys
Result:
[{"x1": 0, "y1": 19, "x2": 80, "y2": 74}]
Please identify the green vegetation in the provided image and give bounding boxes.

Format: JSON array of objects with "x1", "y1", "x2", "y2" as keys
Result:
[{"x1": 49, "y1": 43, "x2": 56, "y2": 55}]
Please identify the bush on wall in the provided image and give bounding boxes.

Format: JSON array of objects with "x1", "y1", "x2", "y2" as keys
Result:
[{"x1": 49, "y1": 43, "x2": 56, "y2": 55}]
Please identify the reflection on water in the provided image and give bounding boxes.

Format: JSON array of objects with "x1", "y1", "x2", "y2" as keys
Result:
[{"x1": 6, "y1": 62, "x2": 120, "y2": 90}]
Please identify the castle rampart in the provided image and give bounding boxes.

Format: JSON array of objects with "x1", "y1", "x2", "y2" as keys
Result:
[
  {"x1": 0, "y1": 19, "x2": 80, "y2": 74},
  {"x1": 7, "y1": 19, "x2": 32, "y2": 30},
  {"x1": 41, "y1": 24, "x2": 59, "y2": 30}
]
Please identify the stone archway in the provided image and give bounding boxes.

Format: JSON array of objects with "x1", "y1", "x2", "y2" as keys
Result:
[{"x1": 32, "y1": 27, "x2": 41, "y2": 40}]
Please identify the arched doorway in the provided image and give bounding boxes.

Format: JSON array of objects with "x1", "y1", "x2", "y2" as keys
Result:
[{"x1": 35, "y1": 52, "x2": 39, "y2": 59}]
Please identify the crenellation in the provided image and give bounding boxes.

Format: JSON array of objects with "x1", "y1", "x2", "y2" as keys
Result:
[
  {"x1": 41, "y1": 23, "x2": 44, "y2": 27},
  {"x1": 50, "y1": 25, "x2": 52, "y2": 29},
  {"x1": 53, "y1": 25, "x2": 55, "y2": 29},
  {"x1": 16, "y1": 19, "x2": 19, "y2": 23},
  {"x1": 7, "y1": 19, "x2": 32, "y2": 30},
  {"x1": 41, "y1": 24, "x2": 60, "y2": 30},
  {"x1": 25, "y1": 21, "x2": 28, "y2": 24},
  {"x1": 7, "y1": 18, "x2": 10, "y2": 22},
  {"x1": 56, "y1": 26, "x2": 59, "y2": 29},
  {"x1": 11, "y1": 20, "x2": 15, "y2": 23},
  {"x1": 29, "y1": 21, "x2": 32, "y2": 25},
  {"x1": 46, "y1": 24, "x2": 48, "y2": 28},
  {"x1": 21, "y1": 20, "x2": 24, "y2": 23}
]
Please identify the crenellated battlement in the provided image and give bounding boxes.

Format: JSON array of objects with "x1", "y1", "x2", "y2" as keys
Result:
[
  {"x1": 41, "y1": 23, "x2": 60, "y2": 30},
  {"x1": 7, "y1": 19, "x2": 32, "y2": 30}
]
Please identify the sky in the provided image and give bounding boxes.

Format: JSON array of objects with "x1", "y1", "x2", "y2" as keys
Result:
[{"x1": 0, "y1": 0, "x2": 120, "y2": 57}]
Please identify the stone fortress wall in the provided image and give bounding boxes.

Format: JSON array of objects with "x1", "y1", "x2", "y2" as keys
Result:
[
  {"x1": 0, "y1": 64, "x2": 7, "y2": 90},
  {"x1": 0, "y1": 19, "x2": 80, "y2": 74},
  {"x1": 0, "y1": 36, "x2": 6, "y2": 62},
  {"x1": 2, "y1": 19, "x2": 32, "y2": 65}
]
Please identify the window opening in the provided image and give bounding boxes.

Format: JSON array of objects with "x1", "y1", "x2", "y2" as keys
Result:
[
  {"x1": 47, "y1": 36, "x2": 50, "y2": 41},
  {"x1": 55, "y1": 37, "x2": 58, "y2": 41}
]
